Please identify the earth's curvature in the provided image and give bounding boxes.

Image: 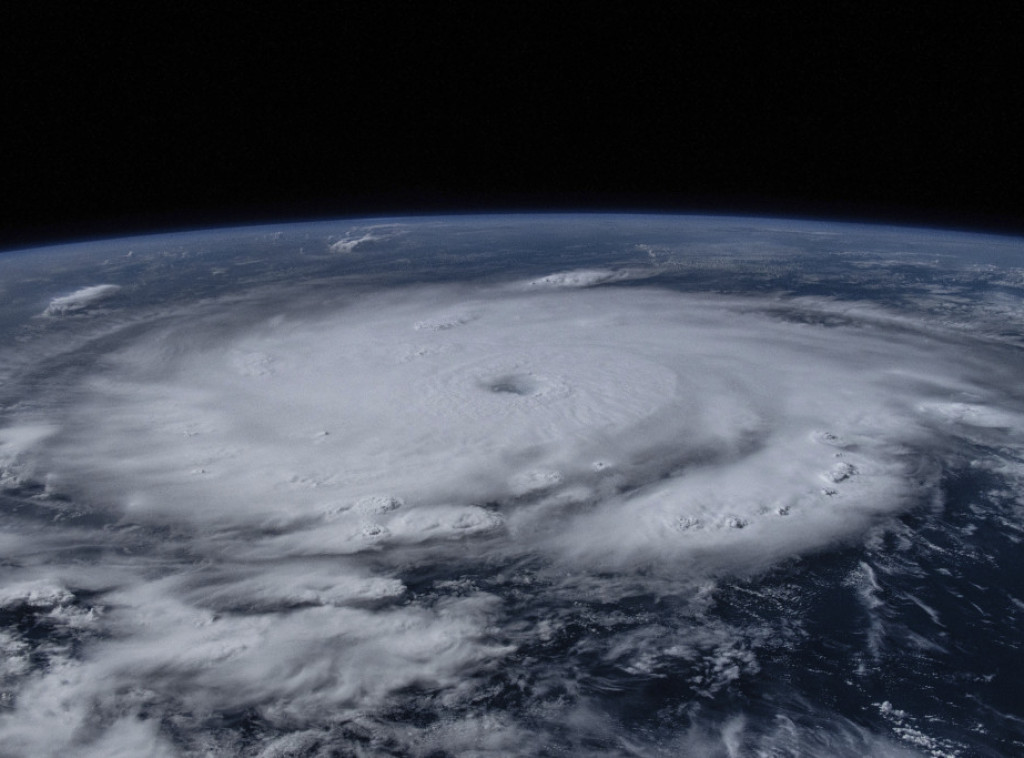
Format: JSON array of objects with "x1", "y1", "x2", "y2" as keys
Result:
[{"x1": 0, "y1": 214, "x2": 1023, "y2": 757}]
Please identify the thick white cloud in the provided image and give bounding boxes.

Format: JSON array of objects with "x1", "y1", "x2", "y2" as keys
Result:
[{"x1": 29, "y1": 286, "x2": 990, "y2": 565}]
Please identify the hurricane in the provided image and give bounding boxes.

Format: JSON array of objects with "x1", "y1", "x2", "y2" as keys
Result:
[{"x1": 1, "y1": 215, "x2": 1022, "y2": 756}]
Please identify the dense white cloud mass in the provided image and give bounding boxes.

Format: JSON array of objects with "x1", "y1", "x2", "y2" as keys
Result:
[
  {"x1": 1, "y1": 218, "x2": 1023, "y2": 756},
  {"x1": 22, "y1": 287, "x2": 975, "y2": 567}
]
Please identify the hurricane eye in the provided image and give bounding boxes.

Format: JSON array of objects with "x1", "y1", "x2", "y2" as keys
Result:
[{"x1": 484, "y1": 374, "x2": 537, "y2": 396}]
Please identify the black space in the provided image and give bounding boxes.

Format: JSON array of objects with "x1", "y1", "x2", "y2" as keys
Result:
[{"x1": 2, "y1": 6, "x2": 1023, "y2": 251}]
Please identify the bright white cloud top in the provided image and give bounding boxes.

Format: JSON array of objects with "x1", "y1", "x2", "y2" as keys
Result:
[{"x1": 0, "y1": 215, "x2": 1022, "y2": 757}]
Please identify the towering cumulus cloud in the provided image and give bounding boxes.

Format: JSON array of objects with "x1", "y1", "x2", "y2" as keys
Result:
[{"x1": 1, "y1": 217, "x2": 1022, "y2": 756}]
